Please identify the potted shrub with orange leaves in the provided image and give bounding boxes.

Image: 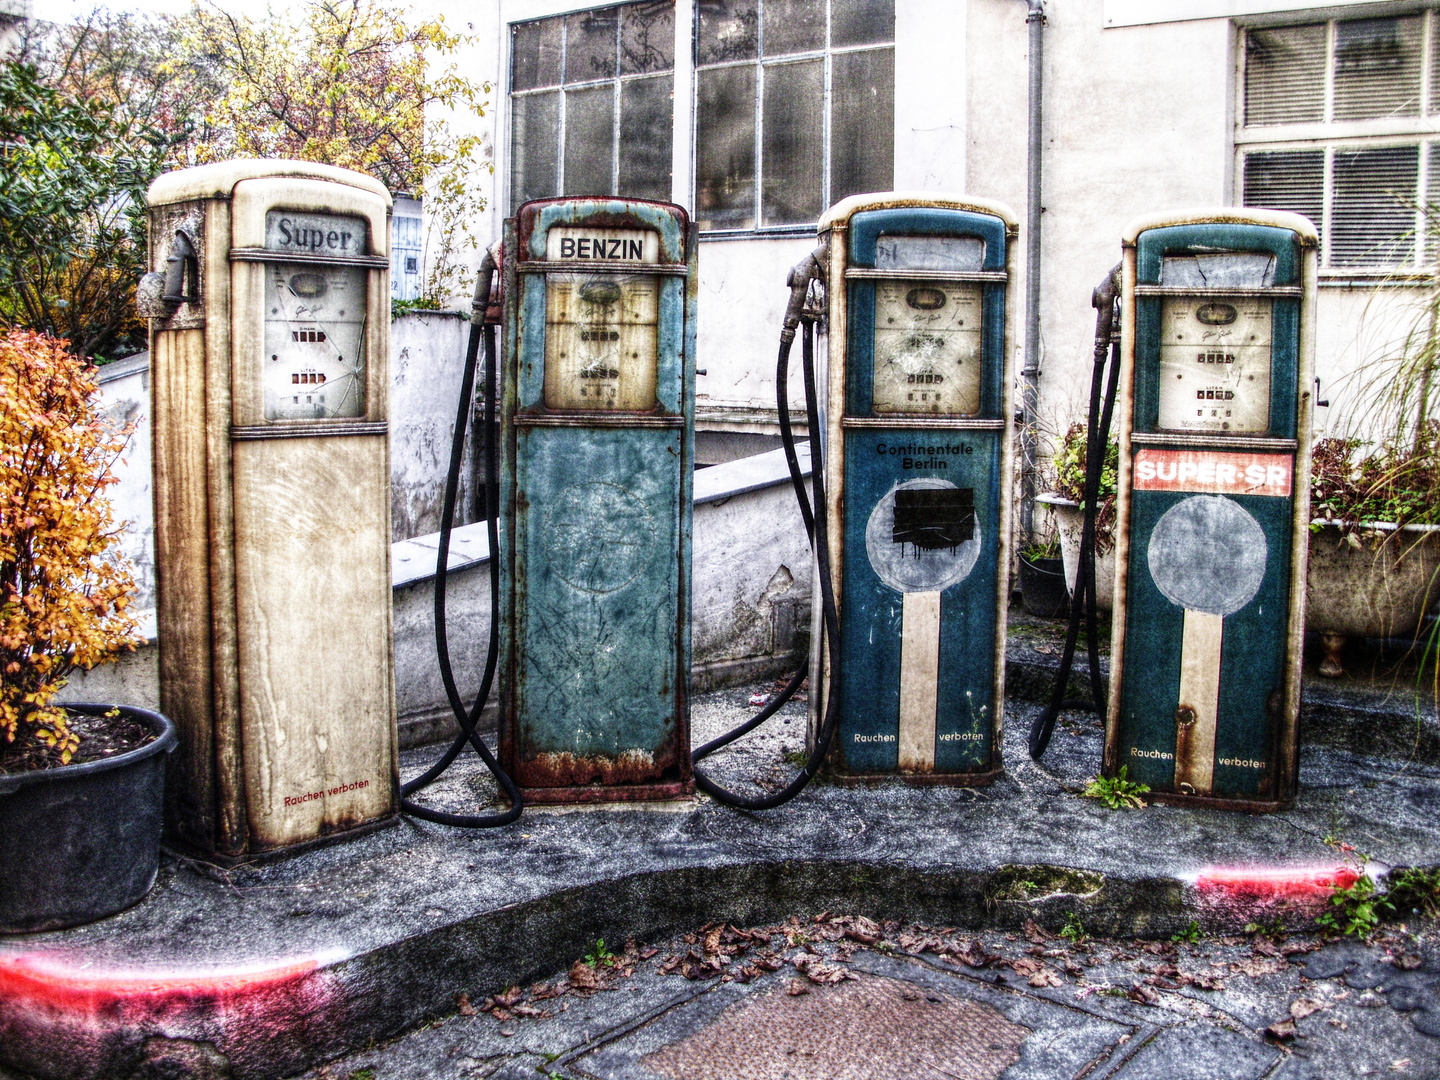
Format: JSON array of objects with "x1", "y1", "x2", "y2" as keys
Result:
[{"x1": 0, "y1": 330, "x2": 175, "y2": 932}]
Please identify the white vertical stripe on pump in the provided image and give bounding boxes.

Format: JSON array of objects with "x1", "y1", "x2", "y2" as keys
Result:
[
  {"x1": 1174, "y1": 609, "x2": 1224, "y2": 795},
  {"x1": 897, "y1": 590, "x2": 941, "y2": 771}
]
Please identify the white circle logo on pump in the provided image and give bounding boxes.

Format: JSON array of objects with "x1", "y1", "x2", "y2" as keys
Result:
[
  {"x1": 865, "y1": 479, "x2": 982, "y2": 594},
  {"x1": 1146, "y1": 494, "x2": 1266, "y2": 616}
]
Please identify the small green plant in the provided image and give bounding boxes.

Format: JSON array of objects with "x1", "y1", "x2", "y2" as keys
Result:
[
  {"x1": 1171, "y1": 920, "x2": 1201, "y2": 945},
  {"x1": 1316, "y1": 873, "x2": 1385, "y2": 938},
  {"x1": 1386, "y1": 866, "x2": 1440, "y2": 920},
  {"x1": 390, "y1": 295, "x2": 446, "y2": 320},
  {"x1": 1244, "y1": 917, "x2": 1287, "y2": 940},
  {"x1": 585, "y1": 938, "x2": 616, "y2": 967},
  {"x1": 1059, "y1": 912, "x2": 1087, "y2": 944},
  {"x1": 1082, "y1": 766, "x2": 1150, "y2": 810},
  {"x1": 1020, "y1": 533, "x2": 1062, "y2": 562},
  {"x1": 1054, "y1": 422, "x2": 1120, "y2": 551}
]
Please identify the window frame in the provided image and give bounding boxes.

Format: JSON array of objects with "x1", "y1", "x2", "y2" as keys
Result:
[
  {"x1": 690, "y1": 0, "x2": 895, "y2": 237},
  {"x1": 1234, "y1": 6, "x2": 1440, "y2": 279},
  {"x1": 506, "y1": 0, "x2": 679, "y2": 212}
]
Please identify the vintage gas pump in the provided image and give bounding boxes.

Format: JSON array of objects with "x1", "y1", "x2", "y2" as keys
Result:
[
  {"x1": 497, "y1": 199, "x2": 698, "y2": 802},
  {"x1": 814, "y1": 194, "x2": 1017, "y2": 783},
  {"x1": 140, "y1": 161, "x2": 397, "y2": 857},
  {"x1": 1106, "y1": 209, "x2": 1317, "y2": 809}
]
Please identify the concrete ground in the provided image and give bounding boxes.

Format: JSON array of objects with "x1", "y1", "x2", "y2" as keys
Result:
[{"x1": 293, "y1": 912, "x2": 1440, "y2": 1080}]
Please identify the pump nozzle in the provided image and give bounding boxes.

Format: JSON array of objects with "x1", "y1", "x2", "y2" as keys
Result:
[
  {"x1": 471, "y1": 244, "x2": 501, "y2": 327},
  {"x1": 782, "y1": 242, "x2": 828, "y2": 343}
]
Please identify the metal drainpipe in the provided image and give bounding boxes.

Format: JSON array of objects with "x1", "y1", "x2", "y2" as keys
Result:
[{"x1": 1021, "y1": 0, "x2": 1045, "y2": 540}]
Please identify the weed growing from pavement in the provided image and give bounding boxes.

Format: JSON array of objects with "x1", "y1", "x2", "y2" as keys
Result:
[
  {"x1": 1171, "y1": 920, "x2": 1202, "y2": 945},
  {"x1": 1060, "y1": 912, "x2": 1087, "y2": 944},
  {"x1": 1317, "y1": 874, "x2": 1385, "y2": 937},
  {"x1": 585, "y1": 939, "x2": 617, "y2": 967},
  {"x1": 1388, "y1": 867, "x2": 1440, "y2": 919},
  {"x1": 1082, "y1": 766, "x2": 1150, "y2": 809}
]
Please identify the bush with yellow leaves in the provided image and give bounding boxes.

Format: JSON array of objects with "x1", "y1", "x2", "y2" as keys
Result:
[{"x1": 0, "y1": 330, "x2": 139, "y2": 768}]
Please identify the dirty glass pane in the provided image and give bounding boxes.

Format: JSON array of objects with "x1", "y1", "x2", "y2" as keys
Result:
[
  {"x1": 696, "y1": 0, "x2": 758, "y2": 65},
  {"x1": 1334, "y1": 16, "x2": 1422, "y2": 121},
  {"x1": 695, "y1": 64, "x2": 757, "y2": 229},
  {"x1": 622, "y1": 0, "x2": 675, "y2": 74},
  {"x1": 1243, "y1": 25, "x2": 1324, "y2": 126},
  {"x1": 761, "y1": 59, "x2": 823, "y2": 226},
  {"x1": 564, "y1": 85, "x2": 616, "y2": 196},
  {"x1": 619, "y1": 75, "x2": 674, "y2": 200},
  {"x1": 567, "y1": 6, "x2": 619, "y2": 84},
  {"x1": 763, "y1": 0, "x2": 824, "y2": 56},
  {"x1": 1332, "y1": 145, "x2": 1419, "y2": 266},
  {"x1": 511, "y1": 91, "x2": 560, "y2": 204},
  {"x1": 830, "y1": 47, "x2": 894, "y2": 204},
  {"x1": 832, "y1": 0, "x2": 894, "y2": 48},
  {"x1": 511, "y1": 16, "x2": 563, "y2": 91}
]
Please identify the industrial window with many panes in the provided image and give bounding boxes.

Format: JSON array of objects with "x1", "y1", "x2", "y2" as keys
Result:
[
  {"x1": 1239, "y1": 12, "x2": 1440, "y2": 271},
  {"x1": 694, "y1": 0, "x2": 894, "y2": 232},
  {"x1": 509, "y1": 1, "x2": 676, "y2": 207}
]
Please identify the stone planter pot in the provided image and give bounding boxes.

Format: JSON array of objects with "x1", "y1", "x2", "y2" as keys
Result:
[
  {"x1": 1035, "y1": 493, "x2": 1115, "y2": 613},
  {"x1": 1306, "y1": 523, "x2": 1440, "y2": 676},
  {"x1": 0, "y1": 704, "x2": 176, "y2": 933}
]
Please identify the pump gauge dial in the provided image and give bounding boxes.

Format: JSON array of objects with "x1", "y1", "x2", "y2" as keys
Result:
[
  {"x1": 1157, "y1": 297, "x2": 1272, "y2": 434},
  {"x1": 544, "y1": 272, "x2": 660, "y2": 411},
  {"x1": 871, "y1": 280, "x2": 983, "y2": 415},
  {"x1": 263, "y1": 262, "x2": 368, "y2": 420}
]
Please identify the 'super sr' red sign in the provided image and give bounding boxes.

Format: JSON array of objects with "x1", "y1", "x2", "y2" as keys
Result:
[{"x1": 1133, "y1": 448, "x2": 1292, "y2": 497}]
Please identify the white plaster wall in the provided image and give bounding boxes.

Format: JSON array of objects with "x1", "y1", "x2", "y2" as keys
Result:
[
  {"x1": 896, "y1": 0, "x2": 967, "y2": 191},
  {"x1": 695, "y1": 237, "x2": 816, "y2": 415},
  {"x1": 95, "y1": 360, "x2": 154, "y2": 613},
  {"x1": 390, "y1": 311, "x2": 480, "y2": 540}
]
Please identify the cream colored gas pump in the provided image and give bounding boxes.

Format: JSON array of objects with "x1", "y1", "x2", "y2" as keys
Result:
[{"x1": 140, "y1": 161, "x2": 396, "y2": 857}]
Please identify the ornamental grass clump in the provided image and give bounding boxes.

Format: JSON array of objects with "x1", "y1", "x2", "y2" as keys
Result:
[{"x1": 0, "y1": 330, "x2": 139, "y2": 768}]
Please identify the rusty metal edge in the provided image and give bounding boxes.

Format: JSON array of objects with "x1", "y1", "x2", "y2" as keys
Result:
[
  {"x1": 518, "y1": 780, "x2": 696, "y2": 805},
  {"x1": 826, "y1": 765, "x2": 1004, "y2": 789}
]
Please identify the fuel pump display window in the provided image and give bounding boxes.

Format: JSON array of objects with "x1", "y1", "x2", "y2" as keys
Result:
[
  {"x1": 1157, "y1": 297, "x2": 1273, "y2": 434},
  {"x1": 544, "y1": 272, "x2": 660, "y2": 411},
  {"x1": 263, "y1": 262, "x2": 368, "y2": 420},
  {"x1": 871, "y1": 281, "x2": 983, "y2": 415}
]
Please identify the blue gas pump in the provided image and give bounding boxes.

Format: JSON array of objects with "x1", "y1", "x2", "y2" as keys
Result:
[
  {"x1": 814, "y1": 194, "x2": 1018, "y2": 783},
  {"x1": 1106, "y1": 209, "x2": 1318, "y2": 809}
]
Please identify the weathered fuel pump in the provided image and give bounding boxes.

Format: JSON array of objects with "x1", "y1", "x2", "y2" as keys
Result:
[
  {"x1": 812, "y1": 194, "x2": 1017, "y2": 783},
  {"x1": 497, "y1": 199, "x2": 698, "y2": 802},
  {"x1": 140, "y1": 161, "x2": 397, "y2": 857},
  {"x1": 1106, "y1": 209, "x2": 1317, "y2": 809}
]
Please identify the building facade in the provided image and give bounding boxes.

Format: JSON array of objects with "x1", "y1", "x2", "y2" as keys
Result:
[{"x1": 439, "y1": 0, "x2": 1432, "y2": 467}]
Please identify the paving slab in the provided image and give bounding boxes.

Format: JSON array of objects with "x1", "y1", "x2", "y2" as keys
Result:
[{"x1": 0, "y1": 682, "x2": 1436, "y2": 1080}]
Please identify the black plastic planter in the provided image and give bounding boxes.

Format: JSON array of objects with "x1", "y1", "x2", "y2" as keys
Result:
[
  {"x1": 0, "y1": 704, "x2": 176, "y2": 933},
  {"x1": 1019, "y1": 555, "x2": 1069, "y2": 618}
]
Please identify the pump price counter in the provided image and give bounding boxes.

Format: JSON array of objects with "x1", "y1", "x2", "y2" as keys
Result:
[
  {"x1": 814, "y1": 194, "x2": 1017, "y2": 783},
  {"x1": 498, "y1": 200, "x2": 698, "y2": 802},
  {"x1": 1106, "y1": 209, "x2": 1317, "y2": 810},
  {"x1": 140, "y1": 161, "x2": 396, "y2": 858}
]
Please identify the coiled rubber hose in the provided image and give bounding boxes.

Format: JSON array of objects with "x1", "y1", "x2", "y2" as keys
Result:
[
  {"x1": 400, "y1": 253, "x2": 523, "y2": 826},
  {"x1": 692, "y1": 255, "x2": 842, "y2": 809},
  {"x1": 1028, "y1": 264, "x2": 1123, "y2": 760}
]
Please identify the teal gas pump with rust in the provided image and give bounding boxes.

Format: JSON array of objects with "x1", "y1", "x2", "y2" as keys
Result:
[
  {"x1": 1105, "y1": 209, "x2": 1317, "y2": 810},
  {"x1": 496, "y1": 199, "x2": 698, "y2": 803}
]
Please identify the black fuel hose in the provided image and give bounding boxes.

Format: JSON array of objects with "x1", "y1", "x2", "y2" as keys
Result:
[
  {"x1": 1029, "y1": 264, "x2": 1122, "y2": 760},
  {"x1": 400, "y1": 253, "x2": 523, "y2": 826},
  {"x1": 692, "y1": 257, "x2": 842, "y2": 810}
]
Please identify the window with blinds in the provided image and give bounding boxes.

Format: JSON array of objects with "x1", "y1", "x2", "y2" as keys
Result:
[
  {"x1": 509, "y1": 2, "x2": 676, "y2": 209},
  {"x1": 1239, "y1": 13, "x2": 1440, "y2": 272}
]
